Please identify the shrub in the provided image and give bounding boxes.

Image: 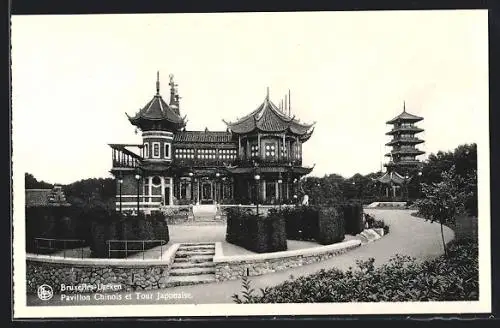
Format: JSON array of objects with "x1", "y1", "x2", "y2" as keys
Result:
[
  {"x1": 225, "y1": 207, "x2": 287, "y2": 253},
  {"x1": 365, "y1": 214, "x2": 390, "y2": 235},
  {"x1": 232, "y1": 239, "x2": 478, "y2": 303},
  {"x1": 337, "y1": 203, "x2": 364, "y2": 235},
  {"x1": 317, "y1": 206, "x2": 345, "y2": 245}
]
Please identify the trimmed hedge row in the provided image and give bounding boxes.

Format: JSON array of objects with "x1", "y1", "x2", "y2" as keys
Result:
[
  {"x1": 335, "y1": 203, "x2": 364, "y2": 235},
  {"x1": 84, "y1": 210, "x2": 169, "y2": 258},
  {"x1": 282, "y1": 204, "x2": 362, "y2": 244},
  {"x1": 26, "y1": 206, "x2": 169, "y2": 258},
  {"x1": 317, "y1": 207, "x2": 345, "y2": 245},
  {"x1": 225, "y1": 208, "x2": 287, "y2": 253},
  {"x1": 281, "y1": 206, "x2": 345, "y2": 245}
]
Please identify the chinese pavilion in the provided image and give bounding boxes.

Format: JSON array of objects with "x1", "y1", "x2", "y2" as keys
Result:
[
  {"x1": 109, "y1": 72, "x2": 315, "y2": 213},
  {"x1": 378, "y1": 103, "x2": 424, "y2": 199}
]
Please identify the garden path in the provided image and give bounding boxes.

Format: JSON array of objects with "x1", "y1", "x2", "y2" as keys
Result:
[{"x1": 29, "y1": 209, "x2": 454, "y2": 306}]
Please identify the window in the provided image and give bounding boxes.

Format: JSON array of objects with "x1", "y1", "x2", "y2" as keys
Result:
[
  {"x1": 152, "y1": 176, "x2": 161, "y2": 186},
  {"x1": 152, "y1": 142, "x2": 160, "y2": 158},
  {"x1": 265, "y1": 142, "x2": 276, "y2": 158},
  {"x1": 251, "y1": 144, "x2": 259, "y2": 157},
  {"x1": 143, "y1": 143, "x2": 149, "y2": 158},
  {"x1": 164, "y1": 143, "x2": 171, "y2": 159}
]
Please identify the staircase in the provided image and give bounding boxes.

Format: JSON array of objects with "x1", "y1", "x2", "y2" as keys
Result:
[
  {"x1": 191, "y1": 205, "x2": 224, "y2": 224},
  {"x1": 166, "y1": 243, "x2": 216, "y2": 287}
]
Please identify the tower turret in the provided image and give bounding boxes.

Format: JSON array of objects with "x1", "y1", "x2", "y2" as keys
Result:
[{"x1": 126, "y1": 71, "x2": 187, "y2": 162}]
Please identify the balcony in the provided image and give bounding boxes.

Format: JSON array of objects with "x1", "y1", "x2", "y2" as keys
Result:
[
  {"x1": 110, "y1": 144, "x2": 142, "y2": 170},
  {"x1": 233, "y1": 157, "x2": 302, "y2": 167}
]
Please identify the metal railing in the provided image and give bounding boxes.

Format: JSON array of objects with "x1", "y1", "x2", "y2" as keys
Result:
[
  {"x1": 106, "y1": 239, "x2": 167, "y2": 259},
  {"x1": 34, "y1": 238, "x2": 88, "y2": 258}
]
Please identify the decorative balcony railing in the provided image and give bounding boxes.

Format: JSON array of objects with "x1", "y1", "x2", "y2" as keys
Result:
[{"x1": 110, "y1": 144, "x2": 142, "y2": 169}]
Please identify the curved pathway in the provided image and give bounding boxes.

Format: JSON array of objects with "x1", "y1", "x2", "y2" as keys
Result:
[{"x1": 28, "y1": 209, "x2": 454, "y2": 306}]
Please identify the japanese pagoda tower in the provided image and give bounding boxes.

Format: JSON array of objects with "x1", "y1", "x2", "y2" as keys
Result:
[{"x1": 378, "y1": 102, "x2": 424, "y2": 199}]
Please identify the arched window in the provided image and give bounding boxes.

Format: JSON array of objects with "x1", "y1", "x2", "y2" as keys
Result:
[{"x1": 143, "y1": 143, "x2": 149, "y2": 158}]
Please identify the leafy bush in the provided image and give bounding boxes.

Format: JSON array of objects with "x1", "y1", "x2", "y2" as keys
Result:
[
  {"x1": 336, "y1": 203, "x2": 364, "y2": 235},
  {"x1": 365, "y1": 214, "x2": 390, "y2": 235},
  {"x1": 232, "y1": 239, "x2": 478, "y2": 303},
  {"x1": 225, "y1": 207, "x2": 287, "y2": 253}
]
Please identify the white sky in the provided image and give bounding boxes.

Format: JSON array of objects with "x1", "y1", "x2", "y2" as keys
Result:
[{"x1": 11, "y1": 11, "x2": 488, "y2": 184}]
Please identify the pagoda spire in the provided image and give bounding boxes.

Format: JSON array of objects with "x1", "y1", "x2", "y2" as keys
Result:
[
  {"x1": 266, "y1": 86, "x2": 270, "y2": 100},
  {"x1": 156, "y1": 71, "x2": 160, "y2": 95},
  {"x1": 403, "y1": 101, "x2": 406, "y2": 112}
]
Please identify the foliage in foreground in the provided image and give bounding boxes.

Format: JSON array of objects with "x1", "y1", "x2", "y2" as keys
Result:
[{"x1": 232, "y1": 239, "x2": 478, "y2": 303}]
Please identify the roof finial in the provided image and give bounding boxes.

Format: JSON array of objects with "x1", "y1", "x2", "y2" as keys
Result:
[
  {"x1": 156, "y1": 71, "x2": 160, "y2": 95},
  {"x1": 403, "y1": 101, "x2": 406, "y2": 112},
  {"x1": 266, "y1": 86, "x2": 269, "y2": 100}
]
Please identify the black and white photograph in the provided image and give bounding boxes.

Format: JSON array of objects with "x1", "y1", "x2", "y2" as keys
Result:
[{"x1": 12, "y1": 10, "x2": 491, "y2": 318}]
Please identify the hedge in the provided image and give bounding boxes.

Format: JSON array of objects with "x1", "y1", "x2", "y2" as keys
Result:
[
  {"x1": 317, "y1": 207, "x2": 345, "y2": 245},
  {"x1": 281, "y1": 206, "x2": 345, "y2": 245},
  {"x1": 336, "y1": 203, "x2": 364, "y2": 235},
  {"x1": 86, "y1": 210, "x2": 170, "y2": 258},
  {"x1": 26, "y1": 206, "x2": 169, "y2": 258},
  {"x1": 225, "y1": 207, "x2": 287, "y2": 253},
  {"x1": 25, "y1": 206, "x2": 89, "y2": 254}
]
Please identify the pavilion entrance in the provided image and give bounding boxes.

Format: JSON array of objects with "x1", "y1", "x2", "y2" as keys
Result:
[{"x1": 201, "y1": 181, "x2": 213, "y2": 204}]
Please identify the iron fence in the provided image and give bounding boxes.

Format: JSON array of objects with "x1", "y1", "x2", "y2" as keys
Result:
[
  {"x1": 34, "y1": 238, "x2": 88, "y2": 258},
  {"x1": 106, "y1": 239, "x2": 168, "y2": 259}
]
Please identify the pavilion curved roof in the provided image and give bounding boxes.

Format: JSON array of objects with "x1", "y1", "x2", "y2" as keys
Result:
[
  {"x1": 223, "y1": 95, "x2": 314, "y2": 136},
  {"x1": 377, "y1": 171, "x2": 407, "y2": 185},
  {"x1": 127, "y1": 93, "x2": 186, "y2": 127}
]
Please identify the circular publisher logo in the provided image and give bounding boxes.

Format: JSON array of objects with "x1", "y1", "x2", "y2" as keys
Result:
[{"x1": 37, "y1": 284, "x2": 53, "y2": 301}]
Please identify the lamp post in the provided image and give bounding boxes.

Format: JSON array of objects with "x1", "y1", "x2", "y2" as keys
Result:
[
  {"x1": 134, "y1": 173, "x2": 141, "y2": 216},
  {"x1": 277, "y1": 176, "x2": 283, "y2": 210},
  {"x1": 189, "y1": 172, "x2": 194, "y2": 204},
  {"x1": 215, "y1": 172, "x2": 220, "y2": 204},
  {"x1": 118, "y1": 177, "x2": 123, "y2": 213},
  {"x1": 254, "y1": 171, "x2": 261, "y2": 215},
  {"x1": 404, "y1": 174, "x2": 410, "y2": 202}
]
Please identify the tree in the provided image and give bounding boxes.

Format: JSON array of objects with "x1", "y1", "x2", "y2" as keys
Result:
[
  {"x1": 25, "y1": 173, "x2": 54, "y2": 189},
  {"x1": 415, "y1": 165, "x2": 475, "y2": 257}
]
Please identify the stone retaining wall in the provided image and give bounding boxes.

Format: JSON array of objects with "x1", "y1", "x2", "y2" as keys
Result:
[
  {"x1": 213, "y1": 240, "x2": 362, "y2": 282},
  {"x1": 26, "y1": 244, "x2": 179, "y2": 294}
]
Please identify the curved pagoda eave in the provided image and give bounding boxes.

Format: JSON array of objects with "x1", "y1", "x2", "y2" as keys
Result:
[{"x1": 386, "y1": 127, "x2": 424, "y2": 135}]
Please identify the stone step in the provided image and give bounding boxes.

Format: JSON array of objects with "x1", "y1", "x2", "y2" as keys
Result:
[
  {"x1": 173, "y1": 255, "x2": 214, "y2": 263},
  {"x1": 175, "y1": 250, "x2": 215, "y2": 257},
  {"x1": 165, "y1": 274, "x2": 216, "y2": 287},
  {"x1": 180, "y1": 242, "x2": 216, "y2": 246},
  {"x1": 171, "y1": 261, "x2": 215, "y2": 269},
  {"x1": 178, "y1": 245, "x2": 215, "y2": 251},
  {"x1": 169, "y1": 267, "x2": 216, "y2": 276}
]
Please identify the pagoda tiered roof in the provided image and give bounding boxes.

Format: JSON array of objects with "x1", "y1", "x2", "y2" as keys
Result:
[
  {"x1": 386, "y1": 126, "x2": 424, "y2": 135},
  {"x1": 127, "y1": 72, "x2": 186, "y2": 131},
  {"x1": 223, "y1": 92, "x2": 315, "y2": 138},
  {"x1": 385, "y1": 148, "x2": 425, "y2": 157},
  {"x1": 385, "y1": 137, "x2": 424, "y2": 146},
  {"x1": 386, "y1": 103, "x2": 423, "y2": 124}
]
